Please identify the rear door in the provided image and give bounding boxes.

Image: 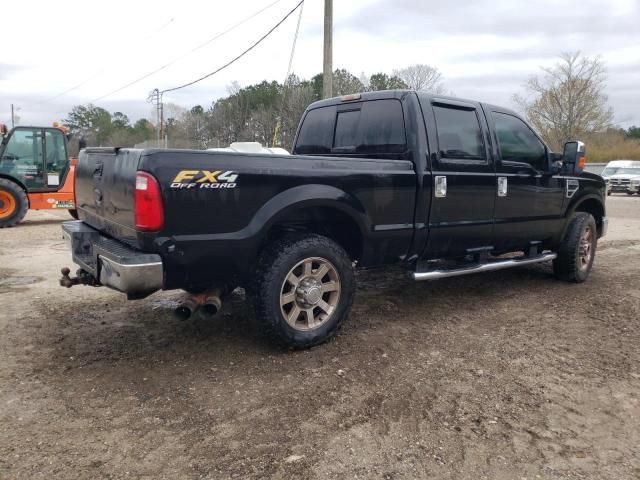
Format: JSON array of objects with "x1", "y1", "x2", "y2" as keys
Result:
[
  {"x1": 487, "y1": 108, "x2": 564, "y2": 251},
  {"x1": 421, "y1": 99, "x2": 496, "y2": 258},
  {"x1": 44, "y1": 128, "x2": 70, "y2": 189}
]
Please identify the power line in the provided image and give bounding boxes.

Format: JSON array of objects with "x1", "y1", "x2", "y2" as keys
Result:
[
  {"x1": 273, "y1": 0, "x2": 305, "y2": 146},
  {"x1": 161, "y1": 0, "x2": 304, "y2": 94},
  {"x1": 284, "y1": 0, "x2": 305, "y2": 85},
  {"x1": 27, "y1": 17, "x2": 177, "y2": 108},
  {"x1": 91, "y1": 0, "x2": 285, "y2": 103}
]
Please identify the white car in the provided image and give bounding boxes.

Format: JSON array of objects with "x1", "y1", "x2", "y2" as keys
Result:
[
  {"x1": 627, "y1": 175, "x2": 640, "y2": 195},
  {"x1": 607, "y1": 167, "x2": 640, "y2": 195},
  {"x1": 601, "y1": 160, "x2": 640, "y2": 195}
]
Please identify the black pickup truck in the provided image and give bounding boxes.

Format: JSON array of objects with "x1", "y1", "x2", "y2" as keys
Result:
[{"x1": 61, "y1": 90, "x2": 607, "y2": 348}]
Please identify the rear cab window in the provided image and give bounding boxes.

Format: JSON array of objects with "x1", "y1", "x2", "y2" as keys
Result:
[
  {"x1": 294, "y1": 106, "x2": 336, "y2": 155},
  {"x1": 294, "y1": 99, "x2": 408, "y2": 158}
]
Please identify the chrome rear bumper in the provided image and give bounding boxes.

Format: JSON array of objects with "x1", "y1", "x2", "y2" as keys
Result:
[{"x1": 62, "y1": 221, "x2": 163, "y2": 297}]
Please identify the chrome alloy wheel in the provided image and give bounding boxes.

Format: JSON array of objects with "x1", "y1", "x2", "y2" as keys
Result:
[
  {"x1": 578, "y1": 225, "x2": 594, "y2": 271},
  {"x1": 280, "y1": 257, "x2": 341, "y2": 331}
]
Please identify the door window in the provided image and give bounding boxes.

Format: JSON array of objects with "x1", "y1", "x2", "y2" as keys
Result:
[
  {"x1": 433, "y1": 105, "x2": 485, "y2": 160},
  {"x1": 493, "y1": 112, "x2": 547, "y2": 171},
  {"x1": 45, "y1": 129, "x2": 68, "y2": 187},
  {"x1": 0, "y1": 128, "x2": 44, "y2": 188}
]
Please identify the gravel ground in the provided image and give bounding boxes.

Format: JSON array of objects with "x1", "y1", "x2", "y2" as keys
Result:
[{"x1": 1, "y1": 195, "x2": 639, "y2": 480}]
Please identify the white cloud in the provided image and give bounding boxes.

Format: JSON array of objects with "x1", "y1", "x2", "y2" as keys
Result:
[{"x1": 1, "y1": 0, "x2": 638, "y2": 127}]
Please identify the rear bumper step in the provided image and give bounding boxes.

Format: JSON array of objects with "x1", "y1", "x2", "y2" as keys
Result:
[
  {"x1": 62, "y1": 220, "x2": 163, "y2": 297},
  {"x1": 411, "y1": 252, "x2": 557, "y2": 281}
]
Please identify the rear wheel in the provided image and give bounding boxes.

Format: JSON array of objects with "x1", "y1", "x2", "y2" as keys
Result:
[
  {"x1": 0, "y1": 179, "x2": 28, "y2": 228},
  {"x1": 252, "y1": 234, "x2": 355, "y2": 348},
  {"x1": 68, "y1": 209, "x2": 79, "y2": 219},
  {"x1": 553, "y1": 212, "x2": 597, "y2": 283}
]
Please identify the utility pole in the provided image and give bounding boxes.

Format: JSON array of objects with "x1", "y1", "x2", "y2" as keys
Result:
[
  {"x1": 147, "y1": 89, "x2": 164, "y2": 147},
  {"x1": 10, "y1": 104, "x2": 15, "y2": 128},
  {"x1": 322, "y1": 0, "x2": 333, "y2": 99},
  {"x1": 159, "y1": 101, "x2": 165, "y2": 148}
]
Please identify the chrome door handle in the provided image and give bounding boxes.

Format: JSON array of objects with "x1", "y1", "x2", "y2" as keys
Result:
[
  {"x1": 498, "y1": 176, "x2": 508, "y2": 197},
  {"x1": 435, "y1": 176, "x2": 447, "y2": 198}
]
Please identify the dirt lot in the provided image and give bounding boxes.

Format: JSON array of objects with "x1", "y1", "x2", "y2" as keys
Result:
[{"x1": 1, "y1": 196, "x2": 639, "y2": 480}]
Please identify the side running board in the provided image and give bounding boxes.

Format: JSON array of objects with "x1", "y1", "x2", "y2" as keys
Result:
[{"x1": 411, "y1": 252, "x2": 557, "y2": 281}]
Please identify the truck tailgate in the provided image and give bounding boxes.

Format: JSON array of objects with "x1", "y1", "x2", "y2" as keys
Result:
[{"x1": 75, "y1": 148, "x2": 143, "y2": 247}]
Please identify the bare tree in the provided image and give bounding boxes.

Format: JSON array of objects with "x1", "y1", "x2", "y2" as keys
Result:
[
  {"x1": 393, "y1": 64, "x2": 445, "y2": 93},
  {"x1": 368, "y1": 73, "x2": 407, "y2": 91},
  {"x1": 514, "y1": 52, "x2": 614, "y2": 149}
]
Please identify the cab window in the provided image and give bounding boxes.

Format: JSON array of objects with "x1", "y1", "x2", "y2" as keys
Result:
[
  {"x1": 294, "y1": 106, "x2": 336, "y2": 155},
  {"x1": 294, "y1": 99, "x2": 407, "y2": 157},
  {"x1": 333, "y1": 99, "x2": 407, "y2": 155},
  {"x1": 493, "y1": 112, "x2": 547, "y2": 171},
  {"x1": 433, "y1": 105, "x2": 485, "y2": 160},
  {"x1": 45, "y1": 129, "x2": 69, "y2": 186},
  {"x1": 0, "y1": 127, "x2": 44, "y2": 188}
]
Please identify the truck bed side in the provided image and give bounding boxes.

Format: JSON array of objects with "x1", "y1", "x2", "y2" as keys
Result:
[{"x1": 75, "y1": 148, "x2": 417, "y2": 290}]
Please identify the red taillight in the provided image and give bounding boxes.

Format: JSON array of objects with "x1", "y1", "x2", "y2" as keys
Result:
[{"x1": 134, "y1": 171, "x2": 164, "y2": 231}]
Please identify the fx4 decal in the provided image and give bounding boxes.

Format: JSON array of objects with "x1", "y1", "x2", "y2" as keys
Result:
[{"x1": 170, "y1": 170, "x2": 239, "y2": 189}]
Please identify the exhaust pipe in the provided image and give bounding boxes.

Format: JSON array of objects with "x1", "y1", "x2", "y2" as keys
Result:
[
  {"x1": 201, "y1": 289, "x2": 222, "y2": 316},
  {"x1": 174, "y1": 297, "x2": 200, "y2": 320},
  {"x1": 174, "y1": 288, "x2": 222, "y2": 320}
]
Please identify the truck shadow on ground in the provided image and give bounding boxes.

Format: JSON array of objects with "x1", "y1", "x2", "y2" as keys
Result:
[{"x1": 29, "y1": 263, "x2": 558, "y2": 374}]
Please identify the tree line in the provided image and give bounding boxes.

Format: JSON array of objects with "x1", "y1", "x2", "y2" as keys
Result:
[
  {"x1": 63, "y1": 56, "x2": 640, "y2": 161},
  {"x1": 64, "y1": 64, "x2": 444, "y2": 152}
]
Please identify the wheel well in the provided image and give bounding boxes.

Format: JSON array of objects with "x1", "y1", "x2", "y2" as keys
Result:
[
  {"x1": 0, "y1": 175, "x2": 29, "y2": 208},
  {"x1": 574, "y1": 198, "x2": 604, "y2": 236},
  {"x1": 0, "y1": 174, "x2": 28, "y2": 193},
  {"x1": 265, "y1": 207, "x2": 364, "y2": 261}
]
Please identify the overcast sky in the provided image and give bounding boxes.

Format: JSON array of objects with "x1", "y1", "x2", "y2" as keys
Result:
[{"x1": 1, "y1": 0, "x2": 638, "y2": 128}]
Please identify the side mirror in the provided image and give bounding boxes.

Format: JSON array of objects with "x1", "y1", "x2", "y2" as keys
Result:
[
  {"x1": 0, "y1": 123, "x2": 8, "y2": 136},
  {"x1": 548, "y1": 152, "x2": 563, "y2": 174},
  {"x1": 563, "y1": 140, "x2": 586, "y2": 173}
]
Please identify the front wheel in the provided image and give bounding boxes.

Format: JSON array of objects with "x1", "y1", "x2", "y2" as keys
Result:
[
  {"x1": 553, "y1": 212, "x2": 597, "y2": 283},
  {"x1": 252, "y1": 234, "x2": 355, "y2": 349}
]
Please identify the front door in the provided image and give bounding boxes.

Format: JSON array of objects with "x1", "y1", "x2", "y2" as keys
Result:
[
  {"x1": 0, "y1": 127, "x2": 45, "y2": 189},
  {"x1": 422, "y1": 99, "x2": 496, "y2": 259},
  {"x1": 488, "y1": 109, "x2": 565, "y2": 252}
]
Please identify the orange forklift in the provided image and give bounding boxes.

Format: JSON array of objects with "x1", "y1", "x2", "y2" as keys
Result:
[{"x1": 0, "y1": 123, "x2": 77, "y2": 227}]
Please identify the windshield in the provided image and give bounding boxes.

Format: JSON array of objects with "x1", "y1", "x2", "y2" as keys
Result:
[
  {"x1": 616, "y1": 168, "x2": 640, "y2": 175},
  {"x1": 602, "y1": 167, "x2": 620, "y2": 176}
]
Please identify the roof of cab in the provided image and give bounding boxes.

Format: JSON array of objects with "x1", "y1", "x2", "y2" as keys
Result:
[{"x1": 305, "y1": 89, "x2": 519, "y2": 117}]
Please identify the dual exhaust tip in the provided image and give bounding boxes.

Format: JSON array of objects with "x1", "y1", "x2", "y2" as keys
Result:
[{"x1": 175, "y1": 289, "x2": 222, "y2": 320}]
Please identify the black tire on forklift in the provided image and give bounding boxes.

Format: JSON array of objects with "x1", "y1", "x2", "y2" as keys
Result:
[
  {"x1": 69, "y1": 209, "x2": 79, "y2": 219},
  {"x1": 0, "y1": 178, "x2": 28, "y2": 228}
]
